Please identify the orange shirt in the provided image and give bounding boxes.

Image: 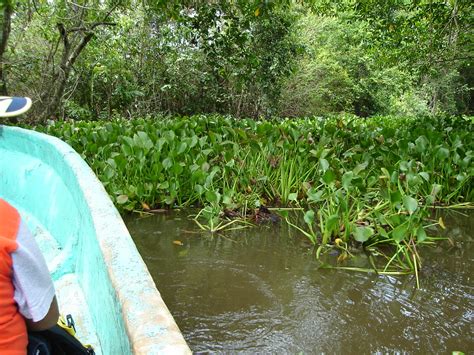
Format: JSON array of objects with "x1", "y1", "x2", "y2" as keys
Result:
[{"x1": 0, "y1": 199, "x2": 28, "y2": 354}]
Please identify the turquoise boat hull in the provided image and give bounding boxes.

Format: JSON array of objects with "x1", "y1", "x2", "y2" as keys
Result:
[{"x1": 0, "y1": 125, "x2": 190, "y2": 354}]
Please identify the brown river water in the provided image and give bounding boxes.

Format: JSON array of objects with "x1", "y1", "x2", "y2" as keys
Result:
[{"x1": 125, "y1": 209, "x2": 473, "y2": 354}]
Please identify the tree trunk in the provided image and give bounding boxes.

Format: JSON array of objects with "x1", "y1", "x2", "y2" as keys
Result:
[
  {"x1": 37, "y1": 3, "x2": 117, "y2": 121},
  {"x1": 0, "y1": 2, "x2": 12, "y2": 95},
  {"x1": 39, "y1": 26, "x2": 94, "y2": 120}
]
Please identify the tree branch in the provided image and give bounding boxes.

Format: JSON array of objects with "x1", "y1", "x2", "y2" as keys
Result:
[
  {"x1": 57, "y1": 23, "x2": 70, "y2": 51},
  {"x1": 69, "y1": 32, "x2": 94, "y2": 68},
  {"x1": 68, "y1": 22, "x2": 116, "y2": 33}
]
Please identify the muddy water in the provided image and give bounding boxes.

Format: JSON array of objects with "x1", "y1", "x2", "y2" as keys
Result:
[{"x1": 125, "y1": 210, "x2": 473, "y2": 353}]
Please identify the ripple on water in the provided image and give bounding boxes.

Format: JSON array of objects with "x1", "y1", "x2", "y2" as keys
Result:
[{"x1": 126, "y1": 210, "x2": 474, "y2": 354}]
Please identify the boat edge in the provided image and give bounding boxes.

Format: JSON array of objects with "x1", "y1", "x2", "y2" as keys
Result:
[{"x1": 1, "y1": 125, "x2": 191, "y2": 354}]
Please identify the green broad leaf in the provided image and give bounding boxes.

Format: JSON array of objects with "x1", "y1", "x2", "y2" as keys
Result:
[
  {"x1": 201, "y1": 162, "x2": 210, "y2": 172},
  {"x1": 307, "y1": 188, "x2": 323, "y2": 202},
  {"x1": 416, "y1": 226, "x2": 427, "y2": 242},
  {"x1": 205, "y1": 190, "x2": 221, "y2": 203},
  {"x1": 322, "y1": 169, "x2": 336, "y2": 185},
  {"x1": 104, "y1": 166, "x2": 115, "y2": 180},
  {"x1": 436, "y1": 147, "x2": 450, "y2": 160},
  {"x1": 156, "y1": 137, "x2": 166, "y2": 152},
  {"x1": 189, "y1": 135, "x2": 198, "y2": 148},
  {"x1": 392, "y1": 223, "x2": 409, "y2": 242},
  {"x1": 419, "y1": 172, "x2": 430, "y2": 182},
  {"x1": 407, "y1": 173, "x2": 421, "y2": 187},
  {"x1": 342, "y1": 171, "x2": 354, "y2": 190},
  {"x1": 376, "y1": 226, "x2": 389, "y2": 239},
  {"x1": 121, "y1": 144, "x2": 132, "y2": 156},
  {"x1": 224, "y1": 150, "x2": 234, "y2": 162},
  {"x1": 390, "y1": 191, "x2": 402, "y2": 205},
  {"x1": 191, "y1": 169, "x2": 205, "y2": 183},
  {"x1": 209, "y1": 132, "x2": 222, "y2": 144},
  {"x1": 89, "y1": 143, "x2": 98, "y2": 154},
  {"x1": 320, "y1": 148, "x2": 331, "y2": 159},
  {"x1": 250, "y1": 141, "x2": 261, "y2": 152},
  {"x1": 403, "y1": 195, "x2": 418, "y2": 214},
  {"x1": 390, "y1": 171, "x2": 399, "y2": 184},
  {"x1": 122, "y1": 136, "x2": 135, "y2": 148},
  {"x1": 163, "y1": 130, "x2": 176, "y2": 143},
  {"x1": 288, "y1": 193, "x2": 298, "y2": 202},
  {"x1": 462, "y1": 155, "x2": 471, "y2": 167},
  {"x1": 172, "y1": 162, "x2": 183, "y2": 175},
  {"x1": 164, "y1": 196, "x2": 175, "y2": 205},
  {"x1": 189, "y1": 163, "x2": 200, "y2": 173},
  {"x1": 319, "y1": 158, "x2": 329, "y2": 172},
  {"x1": 205, "y1": 168, "x2": 220, "y2": 187},
  {"x1": 425, "y1": 195, "x2": 435, "y2": 205},
  {"x1": 235, "y1": 128, "x2": 247, "y2": 140},
  {"x1": 430, "y1": 183, "x2": 442, "y2": 198},
  {"x1": 399, "y1": 160, "x2": 409, "y2": 172},
  {"x1": 194, "y1": 184, "x2": 204, "y2": 195},
  {"x1": 353, "y1": 161, "x2": 368, "y2": 175},
  {"x1": 388, "y1": 214, "x2": 402, "y2": 226},
  {"x1": 304, "y1": 210, "x2": 315, "y2": 225},
  {"x1": 199, "y1": 136, "x2": 208, "y2": 147},
  {"x1": 136, "y1": 131, "x2": 153, "y2": 151},
  {"x1": 222, "y1": 194, "x2": 233, "y2": 205},
  {"x1": 162, "y1": 157, "x2": 173, "y2": 170},
  {"x1": 157, "y1": 181, "x2": 169, "y2": 189},
  {"x1": 116, "y1": 195, "x2": 129, "y2": 204},
  {"x1": 415, "y1": 136, "x2": 428, "y2": 153},
  {"x1": 177, "y1": 142, "x2": 187, "y2": 155},
  {"x1": 127, "y1": 185, "x2": 137, "y2": 195},
  {"x1": 353, "y1": 226, "x2": 374, "y2": 243}
]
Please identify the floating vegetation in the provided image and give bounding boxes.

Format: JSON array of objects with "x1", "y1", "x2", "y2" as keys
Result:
[
  {"x1": 193, "y1": 206, "x2": 253, "y2": 233},
  {"x1": 37, "y1": 114, "x2": 473, "y2": 277}
]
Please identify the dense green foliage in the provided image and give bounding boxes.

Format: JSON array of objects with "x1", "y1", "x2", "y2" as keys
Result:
[
  {"x1": 2, "y1": 1, "x2": 472, "y2": 120},
  {"x1": 3, "y1": 1, "x2": 473, "y2": 276},
  {"x1": 37, "y1": 114, "x2": 473, "y2": 273}
]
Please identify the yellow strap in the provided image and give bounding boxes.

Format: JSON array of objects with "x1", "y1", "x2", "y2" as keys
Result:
[
  {"x1": 57, "y1": 315, "x2": 93, "y2": 349},
  {"x1": 57, "y1": 315, "x2": 76, "y2": 337}
]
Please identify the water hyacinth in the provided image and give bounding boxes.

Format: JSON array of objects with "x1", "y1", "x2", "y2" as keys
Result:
[{"x1": 36, "y1": 114, "x2": 473, "y2": 277}]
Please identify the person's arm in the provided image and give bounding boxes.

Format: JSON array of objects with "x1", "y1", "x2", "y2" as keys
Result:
[
  {"x1": 24, "y1": 296, "x2": 59, "y2": 331},
  {"x1": 11, "y1": 221, "x2": 59, "y2": 330}
]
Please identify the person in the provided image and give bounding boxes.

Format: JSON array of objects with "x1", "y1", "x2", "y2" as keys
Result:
[
  {"x1": 1, "y1": 96, "x2": 59, "y2": 354},
  {"x1": 0, "y1": 199, "x2": 60, "y2": 354}
]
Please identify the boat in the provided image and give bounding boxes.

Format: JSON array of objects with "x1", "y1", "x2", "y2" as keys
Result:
[{"x1": 0, "y1": 98, "x2": 191, "y2": 354}]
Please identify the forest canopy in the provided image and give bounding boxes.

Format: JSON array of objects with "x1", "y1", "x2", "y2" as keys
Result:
[{"x1": 0, "y1": 0, "x2": 472, "y2": 121}]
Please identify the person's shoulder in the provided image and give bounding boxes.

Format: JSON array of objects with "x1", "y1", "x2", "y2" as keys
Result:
[{"x1": 0, "y1": 199, "x2": 21, "y2": 250}]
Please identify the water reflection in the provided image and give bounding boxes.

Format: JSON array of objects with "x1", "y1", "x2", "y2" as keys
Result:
[{"x1": 125, "y1": 209, "x2": 473, "y2": 353}]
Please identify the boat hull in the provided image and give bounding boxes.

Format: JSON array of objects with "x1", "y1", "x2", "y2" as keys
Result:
[{"x1": 0, "y1": 125, "x2": 190, "y2": 354}]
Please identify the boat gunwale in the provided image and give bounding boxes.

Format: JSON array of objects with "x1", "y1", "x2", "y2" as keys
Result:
[{"x1": 0, "y1": 125, "x2": 191, "y2": 354}]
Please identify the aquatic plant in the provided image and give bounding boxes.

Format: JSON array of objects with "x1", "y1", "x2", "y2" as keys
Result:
[{"x1": 35, "y1": 114, "x2": 473, "y2": 276}]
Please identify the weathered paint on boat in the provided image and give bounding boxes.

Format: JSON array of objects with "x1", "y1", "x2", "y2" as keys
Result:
[{"x1": 0, "y1": 125, "x2": 191, "y2": 354}]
